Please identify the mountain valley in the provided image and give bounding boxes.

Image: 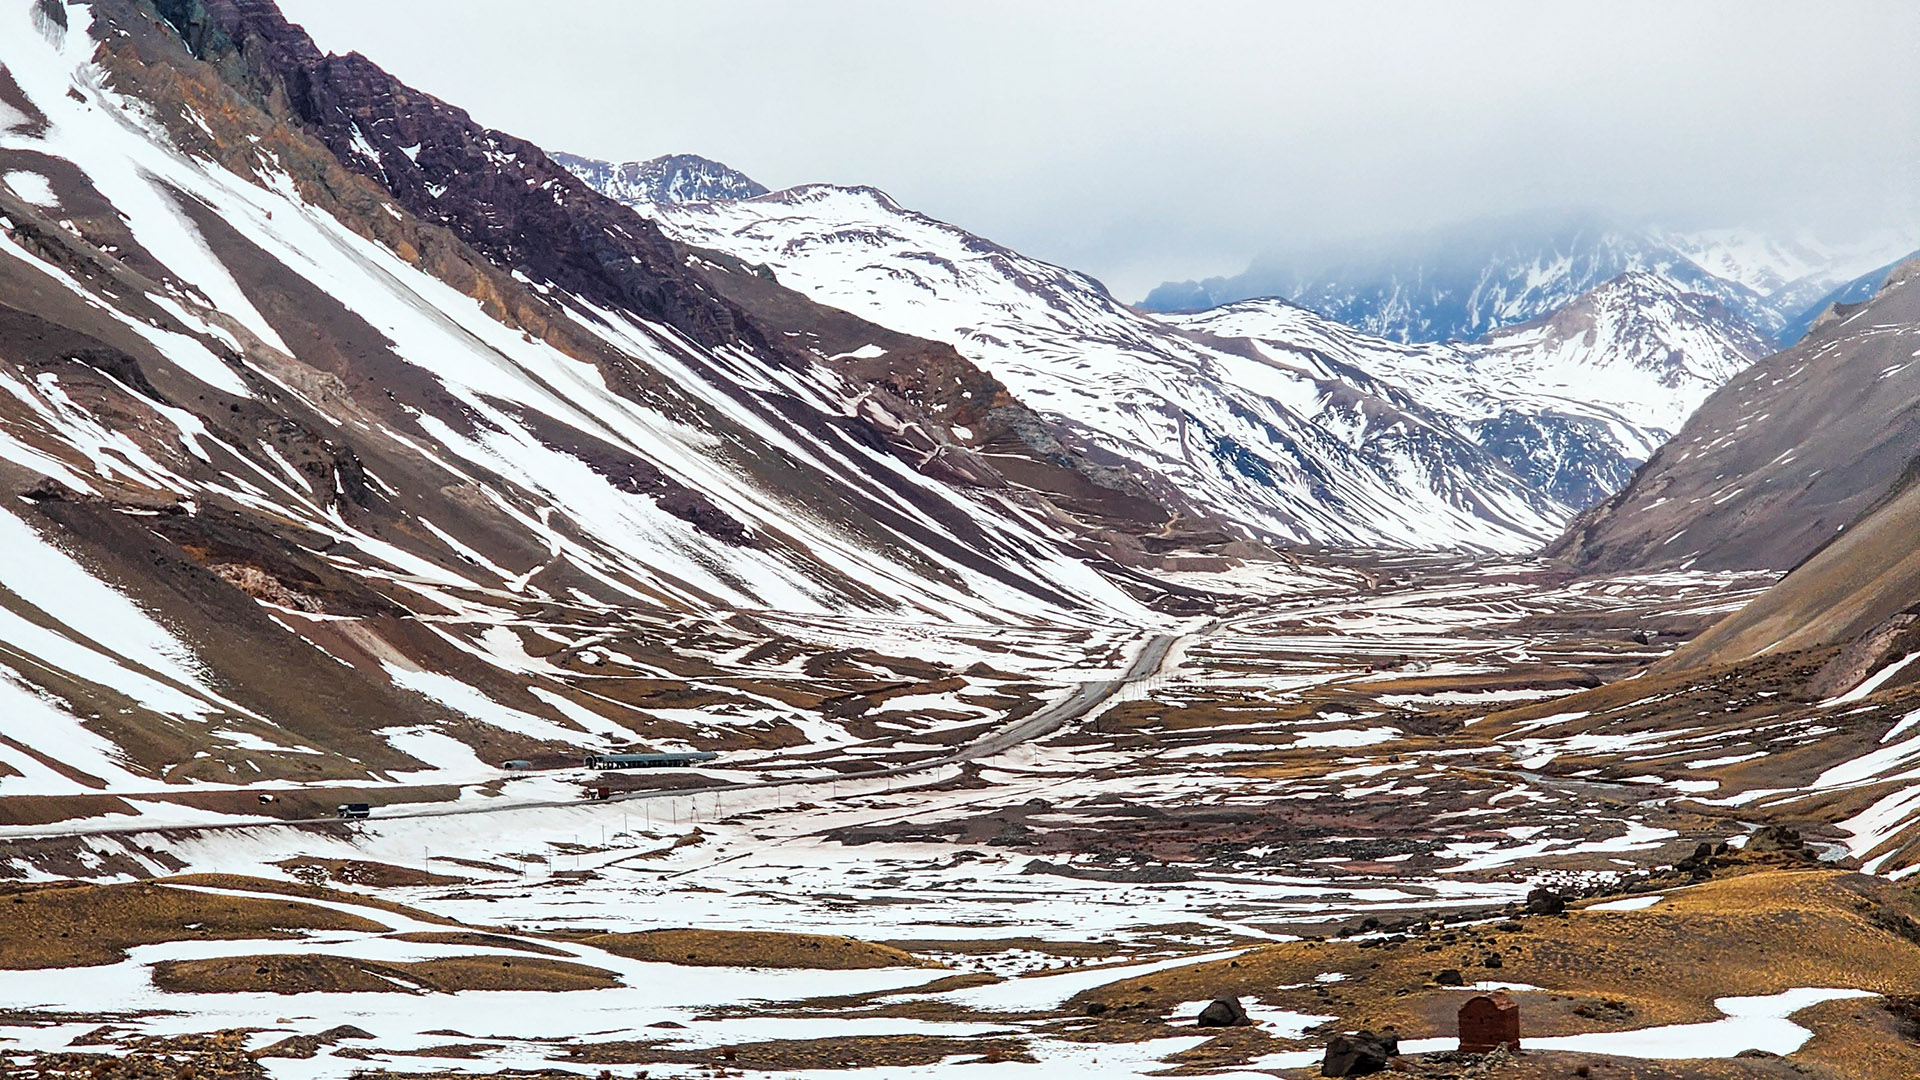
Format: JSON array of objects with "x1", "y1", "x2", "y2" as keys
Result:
[{"x1": 0, "y1": 2, "x2": 1918, "y2": 1078}]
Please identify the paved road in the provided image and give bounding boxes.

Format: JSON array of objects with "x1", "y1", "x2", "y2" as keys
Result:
[
  {"x1": 949, "y1": 628, "x2": 1181, "y2": 761},
  {"x1": 0, "y1": 626, "x2": 1194, "y2": 843}
]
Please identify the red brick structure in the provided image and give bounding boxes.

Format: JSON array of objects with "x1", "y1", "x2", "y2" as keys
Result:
[{"x1": 1458, "y1": 991, "x2": 1520, "y2": 1053}]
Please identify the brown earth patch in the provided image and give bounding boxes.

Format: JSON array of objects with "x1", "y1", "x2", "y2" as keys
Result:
[
  {"x1": 145, "y1": 785, "x2": 467, "y2": 821},
  {"x1": 570, "y1": 928, "x2": 933, "y2": 970},
  {"x1": 0, "y1": 880, "x2": 383, "y2": 969},
  {"x1": 275, "y1": 857, "x2": 470, "y2": 887},
  {"x1": 0, "y1": 794, "x2": 139, "y2": 828},
  {"x1": 160, "y1": 873, "x2": 461, "y2": 925},
  {"x1": 1066, "y1": 869, "x2": 1920, "y2": 1057},
  {"x1": 9, "y1": 1031, "x2": 268, "y2": 1080},
  {"x1": 566, "y1": 1033, "x2": 1032, "y2": 1068},
  {"x1": 152, "y1": 953, "x2": 618, "y2": 994}
]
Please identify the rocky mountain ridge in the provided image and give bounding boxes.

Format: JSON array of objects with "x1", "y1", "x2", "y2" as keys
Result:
[
  {"x1": 0, "y1": 0, "x2": 1228, "y2": 798},
  {"x1": 1551, "y1": 255, "x2": 1920, "y2": 578},
  {"x1": 582, "y1": 175, "x2": 1771, "y2": 550},
  {"x1": 1173, "y1": 269, "x2": 1772, "y2": 511}
]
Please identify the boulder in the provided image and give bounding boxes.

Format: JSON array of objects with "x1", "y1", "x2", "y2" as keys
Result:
[
  {"x1": 1321, "y1": 1030, "x2": 1399, "y2": 1076},
  {"x1": 1745, "y1": 825, "x2": 1819, "y2": 861},
  {"x1": 1524, "y1": 887, "x2": 1566, "y2": 915},
  {"x1": 1434, "y1": 968, "x2": 1464, "y2": 986},
  {"x1": 1197, "y1": 996, "x2": 1250, "y2": 1027}
]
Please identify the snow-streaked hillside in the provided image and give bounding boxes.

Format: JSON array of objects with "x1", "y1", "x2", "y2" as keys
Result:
[
  {"x1": 0, "y1": 0, "x2": 1216, "y2": 797},
  {"x1": 615, "y1": 182, "x2": 1575, "y2": 551},
  {"x1": 590, "y1": 177, "x2": 1767, "y2": 550},
  {"x1": 0, "y1": 11, "x2": 1139, "y2": 624},
  {"x1": 1177, "y1": 273, "x2": 1771, "y2": 509}
]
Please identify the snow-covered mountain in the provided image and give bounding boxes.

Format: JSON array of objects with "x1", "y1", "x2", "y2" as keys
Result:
[
  {"x1": 1553, "y1": 254, "x2": 1920, "y2": 578},
  {"x1": 1774, "y1": 248, "x2": 1920, "y2": 346},
  {"x1": 0, "y1": 0, "x2": 1242, "y2": 791},
  {"x1": 1142, "y1": 212, "x2": 1917, "y2": 347},
  {"x1": 1658, "y1": 226, "x2": 1920, "y2": 324},
  {"x1": 550, "y1": 152, "x2": 768, "y2": 206},
  {"x1": 1177, "y1": 273, "x2": 1772, "y2": 509},
  {"x1": 0, "y1": 0, "x2": 1795, "y2": 809},
  {"x1": 571, "y1": 174, "x2": 1768, "y2": 551}
]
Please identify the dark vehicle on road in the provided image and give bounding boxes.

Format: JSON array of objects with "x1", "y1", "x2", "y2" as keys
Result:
[{"x1": 336, "y1": 803, "x2": 371, "y2": 820}]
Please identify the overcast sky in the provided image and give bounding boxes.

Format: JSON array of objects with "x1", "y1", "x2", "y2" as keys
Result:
[{"x1": 278, "y1": 0, "x2": 1920, "y2": 300}]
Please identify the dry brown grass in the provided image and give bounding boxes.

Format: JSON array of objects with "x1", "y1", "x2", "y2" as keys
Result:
[
  {"x1": 1788, "y1": 996, "x2": 1920, "y2": 1080},
  {"x1": 0, "y1": 794, "x2": 137, "y2": 827},
  {"x1": 152, "y1": 953, "x2": 619, "y2": 994},
  {"x1": 566, "y1": 1033, "x2": 1031, "y2": 1068},
  {"x1": 160, "y1": 872, "x2": 461, "y2": 924},
  {"x1": 0, "y1": 880, "x2": 385, "y2": 969},
  {"x1": 1066, "y1": 870, "x2": 1920, "y2": 1048},
  {"x1": 573, "y1": 928, "x2": 934, "y2": 969}
]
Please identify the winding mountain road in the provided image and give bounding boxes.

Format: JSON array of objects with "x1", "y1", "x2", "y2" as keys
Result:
[{"x1": 0, "y1": 626, "x2": 1195, "y2": 843}]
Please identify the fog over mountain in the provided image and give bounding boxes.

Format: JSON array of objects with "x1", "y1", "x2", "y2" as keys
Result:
[
  {"x1": 1142, "y1": 209, "x2": 1920, "y2": 345},
  {"x1": 275, "y1": 0, "x2": 1920, "y2": 300}
]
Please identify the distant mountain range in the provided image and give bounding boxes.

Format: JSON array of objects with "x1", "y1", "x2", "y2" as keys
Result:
[
  {"x1": 1140, "y1": 211, "x2": 1918, "y2": 347},
  {"x1": 1774, "y1": 254, "x2": 1917, "y2": 346},
  {"x1": 1173, "y1": 272, "x2": 1772, "y2": 512},
  {"x1": 566, "y1": 166, "x2": 1772, "y2": 551}
]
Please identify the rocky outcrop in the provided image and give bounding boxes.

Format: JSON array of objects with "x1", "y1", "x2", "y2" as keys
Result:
[{"x1": 151, "y1": 1, "x2": 763, "y2": 357}]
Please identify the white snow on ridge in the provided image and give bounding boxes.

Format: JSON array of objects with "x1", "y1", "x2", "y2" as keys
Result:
[
  {"x1": 607, "y1": 178, "x2": 1770, "y2": 553},
  {"x1": 1529, "y1": 987, "x2": 1876, "y2": 1059},
  {"x1": 1177, "y1": 270, "x2": 1770, "y2": 479},
  {"x1": 0, "y1": 6, "x2": 1158, "y2": 629},
  {"x1": 1662, "y1": 225, "x2": 1920, "y2": 306},
  {"x1": 0, "y1": 506, "x2": 211, "y2": 692},
  {"x1": 624, "y1": 184, "x2": 1574, "y2": 552}
]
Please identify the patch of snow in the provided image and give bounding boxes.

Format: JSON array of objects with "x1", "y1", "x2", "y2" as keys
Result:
[{"x1": 2, "y1": 170, "x2": 57, "y2": 207}]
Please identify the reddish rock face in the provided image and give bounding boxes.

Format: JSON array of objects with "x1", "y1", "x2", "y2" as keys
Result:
[{"x1": 1458, "y1": 991, "x2": 1520, "y2": 1053}]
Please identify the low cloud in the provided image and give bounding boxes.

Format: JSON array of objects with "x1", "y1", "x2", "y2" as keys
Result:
[{"x1": 280, "y1": 0, "x2": 1920, "y2": 299}]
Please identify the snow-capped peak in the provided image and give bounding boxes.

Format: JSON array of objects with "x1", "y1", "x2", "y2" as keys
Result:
[{"x1": 553, "y1": 151, "x2": 769, "y2": 205}]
